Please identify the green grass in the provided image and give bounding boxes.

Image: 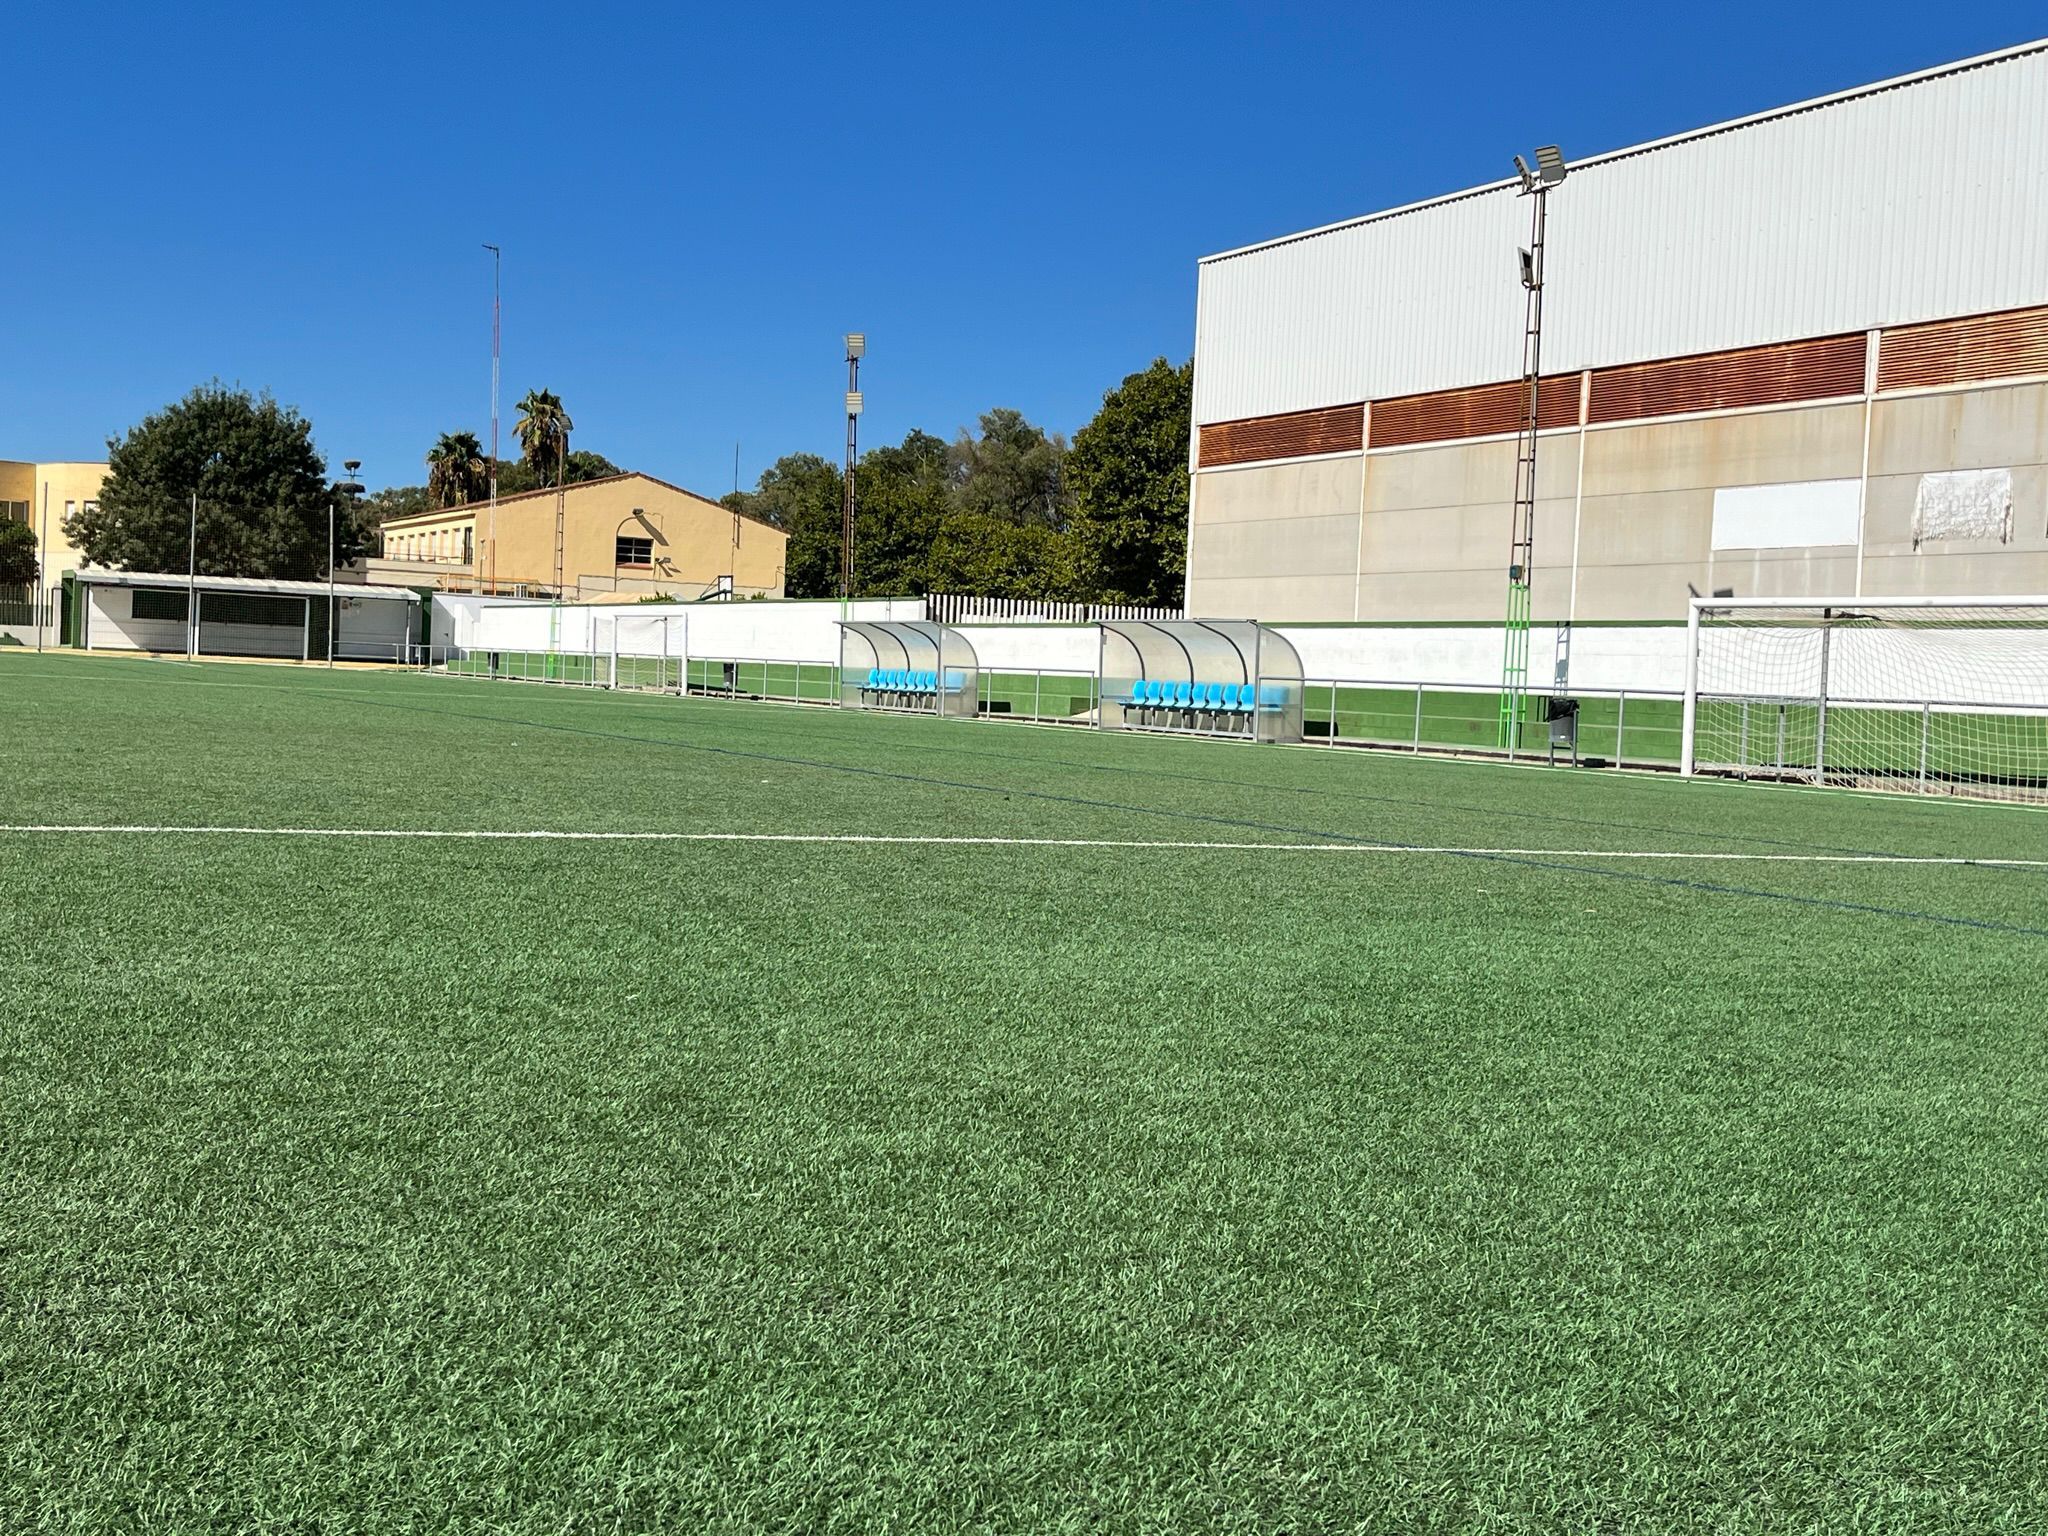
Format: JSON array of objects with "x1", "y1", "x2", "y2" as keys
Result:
[{"x1": 4, "y1": 651, "x2": 2048, "y2": 1533}]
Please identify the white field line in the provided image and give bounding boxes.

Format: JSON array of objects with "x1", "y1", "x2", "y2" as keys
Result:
[{"x1": 0, "y1": 824, "x2": 2041, "y2": 867}]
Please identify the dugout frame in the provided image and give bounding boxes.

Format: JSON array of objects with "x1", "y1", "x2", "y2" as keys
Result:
[
  {"x1": 837, "y1": 620, "x2": 980, "y2": 719},
  {"x1": 1097, "y1": 620, "x2": 1305, "y2": 744}
]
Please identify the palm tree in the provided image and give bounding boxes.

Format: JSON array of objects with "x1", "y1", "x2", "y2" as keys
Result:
[
  {"x1": 515, "y1": 389, "x2": 573, "y2": 488},
  {"x1": 426, "y1": 431, "x2": 488, "y2": 509}
]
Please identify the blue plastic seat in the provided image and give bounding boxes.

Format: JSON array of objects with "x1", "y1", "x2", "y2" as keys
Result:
[
  {"x1": 1204, "y1": 682, "x2": 1223, "y2": 710},
  {"x1": 922, "y1": 669, "x2": 936, "y2": 693}
]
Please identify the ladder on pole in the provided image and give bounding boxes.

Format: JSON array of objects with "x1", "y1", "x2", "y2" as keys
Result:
[{"x1": 1498, "y1": 166, "x2": 1552, "y2": 753}]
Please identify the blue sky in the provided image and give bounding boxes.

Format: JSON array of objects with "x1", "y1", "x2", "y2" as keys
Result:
[{"x1": 7, "y1": 2, "x2": 2040, "y2": 494}]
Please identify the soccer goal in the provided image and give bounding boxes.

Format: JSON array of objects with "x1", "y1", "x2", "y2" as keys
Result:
[{"x1": 1680, "y1": 596, "x2": 2048, "y2": 802}]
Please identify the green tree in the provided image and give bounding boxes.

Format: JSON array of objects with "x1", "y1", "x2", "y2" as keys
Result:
[
  {"x1": 947, "y1": 408, "x2": 1072, "y2": 528},
  {"x1": 563, "y1": 449, "x2": 621, "y2": 484},
  {"x1": 67, "y1": 382, "x2": 352, "y2": 578},
  {"x1": 0, "y1": 521, "x2": 37, "y2": 588},
  {"x1": 494, "y1": 460, "x2": 540, "y2": 495},
  {"x1": 924, "y1": 514, "x2": 1075, "y2": 599},
  {"x1": 724, "y1": 454, "x2": 843, "y2": 598},
  {"x1": 1066, "y1": 358, "x2": 1192, "y2": 606},
  {"x1": 851, "y1": 430, "x2": 952, "y2": 597},
  {"x1": 426, "y1": 432, "x2": 489, "y2": 509},
  {"x1": 494, "y1": 449, "x2": 618, "y2": 497},
  {"x1": 515, "y1": 389, "x2": 574, "y2": 486}
]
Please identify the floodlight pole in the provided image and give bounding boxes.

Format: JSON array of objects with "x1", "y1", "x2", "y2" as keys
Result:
[
  {"x1": 328, "y1": 461, "x2": 363, "y2": 668},
  {"x1": 36, "y1": 482, "x2": 48, "y2": 653},
  {"x1": 1497, "y1": 147, "x2": 1565, "y2": 754},
  {"x1": 842, "y1": 334, "x2": 864, "y2": 602},
  {"x1": 187, "y1": 487, "x2": 199, "y2": 660}
]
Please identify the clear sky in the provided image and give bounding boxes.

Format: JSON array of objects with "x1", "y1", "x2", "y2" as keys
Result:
[{"x1": 7, "y1": 2, "x2": 2040, "y2": 494}]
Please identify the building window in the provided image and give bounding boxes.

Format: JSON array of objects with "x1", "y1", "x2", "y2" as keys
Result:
[
  {"x1": 132, "y1": 587, "x2": 190, "y2": 622},
  {"x1": 0, "y1": 501, "x2": 26, "y2": 524},
  {"x1": 462, "y1": 528, "x2": 474, "y2": 563},
  {"x1": 616, "y1": 536, "x2": 654, "y2": 567}
]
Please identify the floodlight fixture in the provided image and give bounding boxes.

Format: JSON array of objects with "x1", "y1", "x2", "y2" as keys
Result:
[
  {"x1": 1535, "y1": 144, "x2": 1567, "y2": 185},
  {"x1": 845, "y1": 391, "x2": 864, "y2": 417},
  {"x1": 845, "y1": 333, "x2": 866, "y2": 360},
  {"x1": 1513, "y1": 154, "x2": 1536, "y2": 194},
  {"x1": 1519, "y1": 248, "x2": 1537, "y2": 289}
]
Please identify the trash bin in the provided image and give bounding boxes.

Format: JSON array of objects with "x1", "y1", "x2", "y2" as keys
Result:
[{"x1": 1546, "y1": 696, "x2": 1579, "y2": 766}]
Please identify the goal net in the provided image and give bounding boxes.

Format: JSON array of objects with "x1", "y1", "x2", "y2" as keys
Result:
[{"x1": 1682, "y1": 597, "x2": 2048, "y2": 802}]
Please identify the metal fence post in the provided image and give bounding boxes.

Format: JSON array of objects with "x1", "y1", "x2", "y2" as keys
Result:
[
  {"x1": 1919, "y1": 703, "x2": 1931, "y2": 787},
  {"x1": 1033, "y1": 669, "x2": 1041, "y2": 721},
  {"x1": 1614, "y1": 690, "x2": 1627, "y2": 769},
  {"x1": 1413, "y1": 685, "x2": 1423, "y2": 751}
]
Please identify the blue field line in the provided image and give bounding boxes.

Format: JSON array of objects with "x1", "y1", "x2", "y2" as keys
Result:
[{"x1": 345, "y1": 691, "x2": 2048, "y2": 940}]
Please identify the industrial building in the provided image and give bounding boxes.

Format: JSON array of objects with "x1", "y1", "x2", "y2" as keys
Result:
[
  {"x1": 367, "y1": 472, "x2": 787, "y2": 601},
  {"x1": 1186, "y1": 40, "x2": 2048, "y2": 623}
]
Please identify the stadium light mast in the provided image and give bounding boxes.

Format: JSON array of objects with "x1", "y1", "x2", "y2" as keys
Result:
[
  {"x1": 188, "y1": 449, "x2": 223, "y2": 661},
  {"x1": 484, "y1": 243, "x2": 501, "y2": 596},
  {"x1": 1497, "y1": 144, "x2": 1567, "y2": 755},
  {"x1": 842, "y1": 333, "x2": 864, "y2": 602},
  {"x1": 329, "y1": 460, "x2": 364, "y2": 667}
]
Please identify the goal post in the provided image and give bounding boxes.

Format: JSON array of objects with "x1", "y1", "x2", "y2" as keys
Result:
[{"x1": 1680, "y1": 595, "x2": 2048, "y2": 802}]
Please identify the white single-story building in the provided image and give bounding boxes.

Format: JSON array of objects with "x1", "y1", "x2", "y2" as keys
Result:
[{"x1": 68, "y1": 569, "x2": 422, "y2": 661}]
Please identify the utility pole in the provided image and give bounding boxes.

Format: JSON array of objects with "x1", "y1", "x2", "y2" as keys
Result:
[
  {"x1": 842, "y1": 334, "x2": 864, "y2": 601},
  {"x1": 484, "y1": 243, "x2": 500, "y2": 595}
]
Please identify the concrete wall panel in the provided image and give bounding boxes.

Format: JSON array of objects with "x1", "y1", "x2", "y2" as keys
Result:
[
  {"x1": 1581, "y1": 404, "x2": 1864, "y2": 496},
  {"x1": 1186, "y1": 572, "x2": 1357, "y2": 621}
]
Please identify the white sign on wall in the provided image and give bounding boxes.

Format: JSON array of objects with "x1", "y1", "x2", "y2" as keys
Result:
[{"x1": 1709, "y1": 479, "x2": 1863, "y2": 551}]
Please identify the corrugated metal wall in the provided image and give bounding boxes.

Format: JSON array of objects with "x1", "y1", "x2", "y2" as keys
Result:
[{"x1": 1193, "y1": 43, "x2": 2048, "y2": 426}]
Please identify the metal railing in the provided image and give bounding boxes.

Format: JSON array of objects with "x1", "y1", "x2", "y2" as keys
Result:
[
  {"x1": 405, "y1": 640, "x2": 1688, "y2": 769},
  {"x1": 682, "y1": 656, "x2": 838, "y2": 706},
  {"x1": 412, "y1": 644, "x2": 840, "y2": 705},
  {"x1": 1302, "y1": 678, "x2": 1684, "y2": 766},
  {"x1": 975, "y1": 667, "x2": 1100, "y2": 725}
]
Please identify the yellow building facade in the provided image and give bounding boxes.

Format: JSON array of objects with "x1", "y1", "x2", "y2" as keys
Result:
[
  {"x1": 0, "y1": 459, "x2": 109, "y2": 596},
  {"x1": 369, "y1": 472, "x2": 786, "y2": 599}
]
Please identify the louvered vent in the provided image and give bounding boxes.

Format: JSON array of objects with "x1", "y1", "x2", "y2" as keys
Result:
[
  {"x1": 1198, "y1": 404, "x2": 1364, "y2": 468},
  {"x1": 1589, "y1": 334, "x2": 1866, "y2": 424},
  {"x1": 1368, "y1": 376, "x2": 1579, "y2": 449},
  {"x1": 1877, "y1": 306, "x2": 2048, "y2": 392}
]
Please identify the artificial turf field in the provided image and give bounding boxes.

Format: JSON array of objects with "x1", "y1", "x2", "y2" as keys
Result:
[{"x1": 3, "y1": 650, "x2": 2046, "y2": 1534}]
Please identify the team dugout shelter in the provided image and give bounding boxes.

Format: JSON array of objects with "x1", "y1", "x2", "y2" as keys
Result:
[
  {"x1": 1099, "y1": 619, "x2": 1305, "y2": 744},
  {"x1": 67, "y1": 569, "x2": 422, "y2": 661},
  {"x1": 838, "y1": 620, "x2": 979, "y2": 718}
]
